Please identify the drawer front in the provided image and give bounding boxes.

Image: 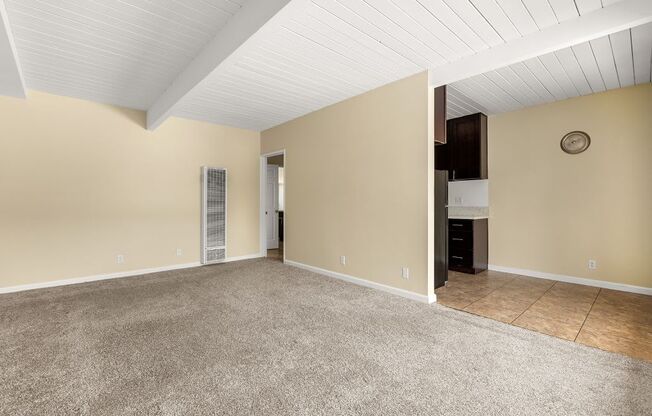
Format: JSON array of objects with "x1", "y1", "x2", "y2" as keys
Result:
[
  {"x1": 449, "y1": 248, "x2": 473, "y2": 267},
  {"x1": 449, "y1": 230, "x2": 473, "y2": 250},
  {"x1": 449, "y1": 219, "x2": 472, "y2": 232}
]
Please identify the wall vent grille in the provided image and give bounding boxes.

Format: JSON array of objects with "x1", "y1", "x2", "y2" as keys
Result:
[{"x1": 201, "y1": 167, "x2": 226, "y2": 264}]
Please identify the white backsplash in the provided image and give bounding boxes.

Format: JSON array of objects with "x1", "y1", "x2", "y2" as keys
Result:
[{"x1": 448, "y1": 179, "x2": 489, "y2": 207}]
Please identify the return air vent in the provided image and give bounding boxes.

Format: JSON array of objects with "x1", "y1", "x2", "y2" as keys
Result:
[{"x1": 201, "y1": 167, "x2": 226, "y2": 264}]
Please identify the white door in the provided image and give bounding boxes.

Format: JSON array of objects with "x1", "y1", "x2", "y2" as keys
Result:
[{"x1": 266, "y1": 165, "x2": 279, "y2": 250}]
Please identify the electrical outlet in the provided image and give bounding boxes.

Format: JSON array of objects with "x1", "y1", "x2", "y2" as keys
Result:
[
  {"x1": 116, "y1": 254, "x2": 125, "y2": 264},
  {"x1": 454, "y1": 196, "x2": 463, "y2": 205},
  {"x1": 340, "y1": 255, "x2": 346, "y2": 265},
  {"x1": 588, "y1": 259, "x2": 597, "y2": 270},
  {"x1": 401, "y1": 267, "x2": 409, "y2": 279},
  {"x1": 176, "y1": 248, "x2": 183, "y2": 257}
]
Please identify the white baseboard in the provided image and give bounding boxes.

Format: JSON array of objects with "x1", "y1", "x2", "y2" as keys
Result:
[
  {"x1": 223, "y1": 253, "x2": 263, "y2": 263},
  {"x1": 285, "y1": 260, "x2": 436, "y2": 304},
  {"x1": 488, "y1": 264, "x2": 652, "y2": 296},
  {"x1": 0, "y1": 253, "x2": 263, "y2": 295}
]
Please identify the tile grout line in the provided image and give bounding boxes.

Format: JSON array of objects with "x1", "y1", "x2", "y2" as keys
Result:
[
  {"x1": 510, "y1": 281, "x2": 558, "y2": 324},
  {"x1": 573, "y1": 288, "x2": 601, "y2": 342},
  {"x1": 462, "y1": 276, "x2": 516, "y2": 310}
]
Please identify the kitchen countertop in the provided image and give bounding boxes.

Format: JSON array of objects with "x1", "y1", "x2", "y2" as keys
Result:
[{"x1": 448, "y1": 206, "x2": 489, "y2": 220}]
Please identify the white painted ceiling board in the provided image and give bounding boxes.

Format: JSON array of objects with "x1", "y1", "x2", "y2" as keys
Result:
[
  {"x1": 370, "y1": 0, "x2": 470, "y2": 61},
  {"x1": 631, "y1": 23, "x2": 652, "y2": 84},
  {"x1": 271, "y1": 28, "x2": 388, "y2": 85},
  {"x1": 590, "y1": 36, "x2": 621, "y2": 89},
  {"x1": 521, "y1": 0, "x2": 558, "y2": 29},
  {"x1": 4, "y1": 0, "x2": 241, "y2": 110},
  {"x1": 538, "y1": 51, "x2": 582, "y2": 97},
  {"x1": 2, "y1": 0, "x2": 649, "y2": 130},
  {"x1": 572, "y1": 42, "x2": 607, "y2": 92},
  {"x1": 447, "y1": 85, "x2": 491, "y2": 115},
  {"x1": 554, "y1": 47, "x2": 594, "y2": 95},
  {"x1": 466, "y1": 74, "x2": 523, "y2": 110},
  {"x1": 450, "y1": 83, "x2": 509, "y2": 116},
  {"x1": 330, "y1": 0, "x2": 451, "y2": 65},
  {"x1": 442, "y1": 0, "x2": 504, "y2": 47},
  {"x1": 609, "y1": 28, "x2": 636, "y2": 86},
  {"x1": 310, "y1": 0, "x2": 438, "y2": 68},
  {"x1": 304, "y1": 5, "x2": 419, "y2": 73},
  {"x1": 469, "y1": 0, "x2": 521, "y2": 41},
  {"x1": 575, "y1": 0, "x2": 603, "y2": 15},
  {"x1": 494, "y1": 0, "x2": 538, "y2": 36},
  {"x1": 510, "y1": 61, "x2": 556, "y2": 103},
  {"x1": 547, "y1": 0, "x2": 579, "y2": 22},
  {"x1": 523, "y1": 56, "x2": 570, "y2": 100},
  {"x1": 446, "y1": 23, "x2": 652, "y2": 119},
  {"x1": 492, "y1": 67, "x2": 541, "y2": 105},
  {"x1": 286, "y1": 18, "x2": 408, "y2": 79},
  {"x1": 412, "y1": 0, "x2": 488, "y2": 52},
  {"x1": 428, "y1": 0, "x2": 652, "y2": 88},
  {"x1": 0, "y1": 0, "x2": 25, "y2": 98},
  {"x1": 146, "y1": 0, "x2": 295, "y2": 130},
  {"x1": 482, "y1": 71, "x2": 526, "y2": 107}
]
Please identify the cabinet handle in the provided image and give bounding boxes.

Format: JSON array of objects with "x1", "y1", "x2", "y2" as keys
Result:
[
  {"x1": 452, "y1": 238, "x2": 463, "y2": 241},
  {"x1": 452, "y1": 224, "x2": 463, "y2": 227},
  {"x1": 453, "y1": 169, "x2": 456, "y2": 180},
  {"x1": 452, "y1": 256, "x2": 463, "y2": 260}
]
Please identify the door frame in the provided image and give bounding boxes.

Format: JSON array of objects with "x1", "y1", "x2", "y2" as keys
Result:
[
  {"x1": 260, "y1": 150, "x2": 286, "y2": 262},
  {"x1": 265, "y1": 164, "x2": 280, "y2": 250}
]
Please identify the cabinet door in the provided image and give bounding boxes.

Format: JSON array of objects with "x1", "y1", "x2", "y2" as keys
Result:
[
  {"x1": 451, "y1": 115, "x2": 481, "y2": 180},
  {"x1": 435, "y1": 143, "x2": 448, "y2": 171},
  {"x1": 447, "y1": 113, "x2": 488, "y2": 180},
  {"x1": 446, "y1": 118, "x2": 456, "y2": 180}
]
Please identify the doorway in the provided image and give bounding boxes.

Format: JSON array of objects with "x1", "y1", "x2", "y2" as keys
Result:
[{"x1": 261, "y1": 151, "x2": 285, "y2": 262}]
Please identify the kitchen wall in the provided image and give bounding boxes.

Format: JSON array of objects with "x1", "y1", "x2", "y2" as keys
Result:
[
  {"x1": 448, "y1": 180, "x2": 489, "y2": 207},
  {"x1": 488, "y1": 83, "x2": 651, "y2": 289},
  {"x1": 0, "y1": 91, "x2": 261, "y2": 289},
  {"x1": 261, "y1": 72, "x2": 434, "y2": 299}
]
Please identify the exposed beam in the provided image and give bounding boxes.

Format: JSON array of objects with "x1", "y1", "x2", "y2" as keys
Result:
[
  {"x1": 147, "y1": 0, "x2": 299, "y2": 131},
  {"x1": 429, "y1": 0, "x2": 652, "y2": 87},
  {"x1": 0, "y1": 0, "x2": 26, "y2": 98}
]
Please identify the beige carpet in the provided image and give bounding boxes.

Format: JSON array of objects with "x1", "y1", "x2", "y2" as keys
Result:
[{"x1": 1, "y1": 259, "x2": 651, "y2": 415}]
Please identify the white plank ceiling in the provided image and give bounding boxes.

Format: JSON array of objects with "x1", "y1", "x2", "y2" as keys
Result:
[
  {"x1": 448, "y1": 22, "x2": 652, "y2": 119},
  {"x1": 4, "y1": 0, "x2": 246, "y2": 110},
  {"x1": 2, "y1": 0, "x2": 651, "y2": 130}
]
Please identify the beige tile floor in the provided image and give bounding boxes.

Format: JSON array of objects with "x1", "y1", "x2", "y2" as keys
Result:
[{"x1": 436, "y1": 270, "x2": 652, "y2": 362}]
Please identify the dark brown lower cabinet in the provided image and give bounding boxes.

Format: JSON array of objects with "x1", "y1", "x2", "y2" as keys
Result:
[{"x1": 448, "y1": 218, "x2": 487, "y2": 274}]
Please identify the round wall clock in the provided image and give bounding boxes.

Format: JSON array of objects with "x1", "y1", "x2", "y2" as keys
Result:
[{"x1": 560, "y1": 131, "x2": 591, "y2": 154}]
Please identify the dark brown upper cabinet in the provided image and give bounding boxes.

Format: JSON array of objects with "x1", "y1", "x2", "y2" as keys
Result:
[{"x1": 446, "y1": 113, "x2": 487, "y2": 181}]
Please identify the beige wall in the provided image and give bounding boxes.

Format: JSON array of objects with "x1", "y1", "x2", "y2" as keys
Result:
[
  {"x1": 262, "y1": 72, "x2": 433, "y2": 297},
  {"x1": 488, "y1": 83, "x2": 652, "y2": 288},
  {"x1": 0, "y1": 91, "x2": 260, "y2": 288}
]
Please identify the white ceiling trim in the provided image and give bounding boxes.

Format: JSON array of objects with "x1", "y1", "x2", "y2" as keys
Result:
[
  {"x1": 429, "y1": 0, "x2": 652, "y2": 87},
  {"x1": 0, "y1": 0, "x2": 25, "y2": 98},
  {"x1": 146, "y1": 0, "x2": 296, "y2": 130}
]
